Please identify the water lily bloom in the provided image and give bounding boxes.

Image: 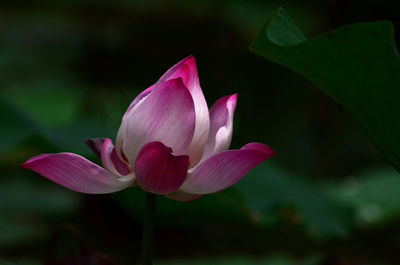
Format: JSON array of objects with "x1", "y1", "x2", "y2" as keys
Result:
[{"x1": 22, "y1": 56, "x2": 275, "y2": 201}]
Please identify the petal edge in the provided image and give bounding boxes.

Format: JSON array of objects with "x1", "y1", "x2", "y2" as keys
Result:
[
  {"x1": 180, "y1": 143, "x2": 275, "y2": 194},
  {"x1": 22, "y1": 153, "x2": 134, "y2": 194},
  {"x1": 202, "y1": 94, "x2": 238, "y2": 161}
]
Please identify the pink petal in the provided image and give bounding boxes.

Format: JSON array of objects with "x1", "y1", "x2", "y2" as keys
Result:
[
  {"x1": 165, "y1": 190, "x2": 203, "y2": 202},
  {"x1": 163, "y1": 56, "x2": 210, "y2": 166},
  {"x1": 116, "y1": 56, "x2": 209, "y2": 166},
  {"x1": 202, "y1": 94, "x2": 238, "y2": 161},
  {"x1": 85, "y1": 138, "x2": 107, "y2": 158},
  {"x1": 122, "y1": 78, "x2": 195, "y2": 163},
  {"x1": 134, "y1": 141, "x2": 189, "y2": 195},
  {"x1": 122, "y1": 84, "x2": 155, "y2": 120},
  {"x1": 21, "y1": 153, "x2": 135, "y2": 194},
  {"x1": 101, "y1": 139, "x2": 131, "y2": 176},
  {"x1": 116, "y1": 85, "x2": 154, "y2": 160},
  {"x1": 180, "y1": 143, "x2": 275, "y2": 194},
  {"x1": 121, "y1": 55, "x2": 194, "y2": 122}
]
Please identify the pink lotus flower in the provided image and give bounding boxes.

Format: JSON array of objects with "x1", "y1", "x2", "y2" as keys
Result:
[{"x1": 21, "y1": 56, "x2": 275, "y2": 201}]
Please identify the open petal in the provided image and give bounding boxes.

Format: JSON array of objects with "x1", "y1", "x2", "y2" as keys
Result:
[
  {"x1": 164, "y1": 56, "x2": 210, "y2": 166},
  {"x1": 202, "y1": 94, "x2": 238, "y2": 161},
  {"x1": 180, "y1": 143, "x2": 275, "y2": 194},
  {"x1": 21, "y1": 153, "x2": 135, "y2": 194},
  {"x1": 101, "y1": 139, "x2": 131, "y2": 176},
  {"x1": 165, "y1": 190, "x2": 203, "y2": 202},
  {"x1": 122, "y1": 78, "x2": 195, "y2": 163},
  {"x1": 134, "y1": 142, "x2": 189, "y2": 195}
]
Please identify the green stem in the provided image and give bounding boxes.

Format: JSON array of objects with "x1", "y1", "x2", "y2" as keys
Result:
[{"x1": 142, "y1": 192, "x2": 156, "y2": 265}]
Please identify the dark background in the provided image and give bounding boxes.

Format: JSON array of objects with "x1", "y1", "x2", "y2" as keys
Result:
[{"x1": 1, "y1": 0, "x2": 400, "y2": 264}]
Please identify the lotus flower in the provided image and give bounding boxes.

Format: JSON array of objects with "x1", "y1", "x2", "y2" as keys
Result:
[{"x1": 21, "y1": 56, "x2": 275, "y2": 201}]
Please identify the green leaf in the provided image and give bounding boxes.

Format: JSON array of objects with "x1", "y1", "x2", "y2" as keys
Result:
[
  {"x1": 236, "y1": 163, "x2": 355, "y2": 240},
  {"x1": 327, "y1": 166, "x2": 400, "y2": 226},
  {"x1": 0, "y1": 216, "x2": 42, "y2": 247},
  {"x1": 0, "y1": 178, "x2": 78, "y2": 215},
  {"x1": 4, "y1": 81, "x2": 84, "y2": 129},
  {"x1": 0, "y1": 177, "x2": 79, "y2": 248},
  {"x1": 250, "y1": 8, "x2": 400, "y2": 172},
  {"x1": 0, "y1": 94, "x2": 113, "y2": 157},
  {"x1": 0, "y1": 96, "x2": 42, "y2": 153}
]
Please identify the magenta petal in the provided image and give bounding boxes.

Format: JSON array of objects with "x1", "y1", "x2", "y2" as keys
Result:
[
  {"x1": 101, "y1": 139, "x2": 131, "y2": 176},
  {"x1": 165, "y1": 190, "x2": 203, "y2": 202},
  {"x1": 117, "y1": 56, "x2": 209, "y2": 165},
  {"x1": 180, "y1": 143, "x2": 275, "y2": 194},
  {"x1": 123, "y1": 78, "x2": 195, "y2": 163},
  {"x1": 164, "y1": 56, "x2": 210, "y2": 166},
  {"x1": 85, "y1": 138, "x2": 107, "y2": 158},
  {"x1": 202, "y1": 94, "x2": 238, "y2": 161},
  {"x1": 110, "y1": 149, "x2": 131, "y2": 176},
  {"x1": 121, "y1": 55, "x2": 194, "y2": 122},
  {"x1": 21, "y1": 153, "x2": 134, "y2": 194},
  {"x1": 134, "y1": 142, "x2": 189, "y2": 195}
]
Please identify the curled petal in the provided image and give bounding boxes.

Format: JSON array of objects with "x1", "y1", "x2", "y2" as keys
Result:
[
  {"x1": 134, "y1": 142, "x2": 189, "y2": 195},
  {"x1": 165, "y1": 190, "x2": 203, "y2": 202},
  {"x1": 122, "y1": 78, "x2": 195, "y2": 163},
  {"x1": 21, "y1": 153, "x2": 135, "y2": 194},
  {"x1": 180, "y1": 143, "x2": 275, "y2": 194},
  {"x1": 101, "y1": 139, "x2": 131, "y2": 176},
  {"x1": 202, "y1": 94, "x2": 237, "y2": 161},
  {"x1": 110, "y1": 149, "x2": 131, "y2": 176},
  {"x1": 85, "y1": 138, "x2": 107, "y2": 158}
]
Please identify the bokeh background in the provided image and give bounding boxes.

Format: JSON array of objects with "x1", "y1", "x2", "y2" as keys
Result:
[{"x1": 1, "y1": 0, "x2": 400, "y2": 264}]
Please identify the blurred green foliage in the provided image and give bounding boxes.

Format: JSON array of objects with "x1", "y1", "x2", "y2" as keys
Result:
[
  {"x1": 1, "y1": 0, "x2": 400, "y2": 265},
  {"x1": 156, "y1": 254, "x2": 322, "y2": 265}
]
